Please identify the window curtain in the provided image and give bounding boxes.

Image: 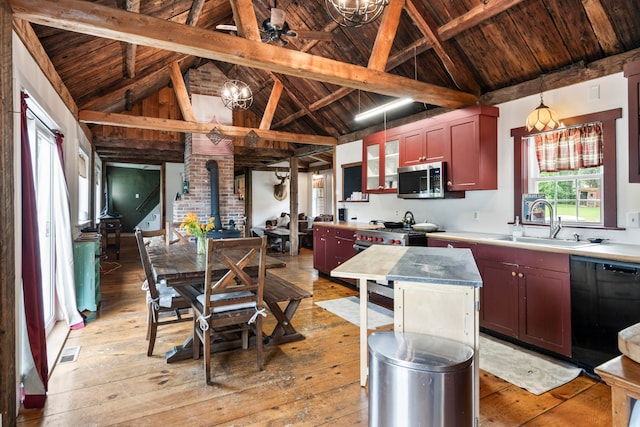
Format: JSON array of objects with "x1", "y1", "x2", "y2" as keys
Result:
[
  {"x1": 53, "y1": 132, "x2": 84, "y2": 330},
  {"x1": 534, "y1": 123, "x2": 603, "y2": 172},
  {"x1": 20, "y1": 91, "x2": 48, "y2": 408}
]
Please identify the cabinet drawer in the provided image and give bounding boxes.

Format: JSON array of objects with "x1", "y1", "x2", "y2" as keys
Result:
[
  {"x1": 335, "y1": 228, "x2": 356, "y2": 239},
  {"x1": 477, "y1": 243, "x2": 569, "y2": 272}
]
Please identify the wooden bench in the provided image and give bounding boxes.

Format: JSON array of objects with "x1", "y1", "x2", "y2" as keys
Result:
[{"x1": 263, "y1": 272, "x2": 312, "y2": 346}]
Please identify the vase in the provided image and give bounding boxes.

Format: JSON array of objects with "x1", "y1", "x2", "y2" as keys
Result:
[{"x1": 197, "y1": 237, "x2": 207, "y2": 255}]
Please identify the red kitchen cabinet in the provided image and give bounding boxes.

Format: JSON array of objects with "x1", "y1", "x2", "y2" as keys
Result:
[
  {"x1": 476, "y1": 244, "x2": 571, "y2": 356},
  {"x1": 399, "y1": 129, "x2": 427, "y2": 167},
  {"x1": 363, "y1": 133, "x2": 399, "y2": 194},
  {"x1": 476, "y1": 258, "x2": 519, "y2": 337},
  {"x1": 399, "y1": 126, "x2": 446, "y2": 167},
  {"x1": 313, "y1": 225, "x2": 356, "y2": 283},
  {"x1": 313, "y1": 225, "x2": 335, "y2": 274},
  {"x1": 424, "y1": 125, "x2": 446, "y2": 163},
  {"x1": 445, "y1": 106, "x2": 498, "y2": 191}
]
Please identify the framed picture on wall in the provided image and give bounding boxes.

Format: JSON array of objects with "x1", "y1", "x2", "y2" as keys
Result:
[
  {"x1": 234, "y1": 175, "x2": 245, "y2": 200},
  {"x1": 523, "y1": 193, "x2": 546, "y2": 222}
]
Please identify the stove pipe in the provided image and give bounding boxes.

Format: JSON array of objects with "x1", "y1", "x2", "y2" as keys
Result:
[{"x1": 206, "y1": 160, "x2": 223, "y2": 230}]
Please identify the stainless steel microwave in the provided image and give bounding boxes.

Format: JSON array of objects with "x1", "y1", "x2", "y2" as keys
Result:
[{"x1": 397, "y1": 161, "x2": 446, "y2": 199}]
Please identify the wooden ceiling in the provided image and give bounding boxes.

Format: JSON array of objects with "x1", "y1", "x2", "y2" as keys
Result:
[{"x1": 9, "y1": 0, "x2": 640, "y2": 172}]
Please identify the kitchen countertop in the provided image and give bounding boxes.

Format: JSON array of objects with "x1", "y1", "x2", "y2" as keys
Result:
[
  {"x1": 331, "y1": 245, "x2": 482, "y2": 287},
  {"x1": 426, "y1": 231, "x2": 640, "y2": 264}
]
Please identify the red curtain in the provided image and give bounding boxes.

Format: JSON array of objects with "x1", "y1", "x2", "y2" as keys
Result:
[{"x1": 21, "y1": 91, "x2": 48, "y2": 408}]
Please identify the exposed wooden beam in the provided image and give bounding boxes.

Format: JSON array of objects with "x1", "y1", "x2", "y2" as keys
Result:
[
  {"x1": 80, "y1": 56, "x2": 195, "y2": 112},
  {"x1": 229, "y1": 0, "x2": 261, "y2": 41},
  {"x1": 480, "y1": 47, "x2": 640, "y2": 105},
  {"x1": 438, "y1": 0, "x2": 526, "y2": 41},
  {"x1": 259, "y1": 79, "x2": 283, "y2": 130},
  {"x1": 581, "y1": 0, "x2": 622, "y2": 55},
  {"x1": 121, "y1": 0, "x2": 140, "y2": 78},
  {"x1": 368, "y1": 0, "x2": 404, "y2": 71},
  {"x1": 9, "y1": 0, "x2": 478, "y2": 108},
  {"x1": 11, "y1": 17, "x2": 92, "y2": 141},
  {"x1": 1, "y1": 0, "x2": 16, "y2": 421},
  {"x1": 79, "y1": 110, "x2": 338, "y2": 145},
  {"x1": 185, "y1": 0, "x2": 206, "y2": 26},
  {"x1": 169, "y1": 61, "x2": 196, "y2": 122},
  {"x1": 274, "y1": 41, "x2": 431, "y2": 129},
  {"x1": 406, "y1": 0, "x2": 480, "y2": 94}
]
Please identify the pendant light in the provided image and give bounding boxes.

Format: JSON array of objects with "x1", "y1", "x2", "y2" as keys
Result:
[
  {"x1": 325, "y1": 0, "x2": 388, "y2": 27},
  {"x1": 526, "y1": 77, "x2": 560, "y2": 132},
  {"x1": 220, "y1": 79, "x2": 253, "y2": 111}
]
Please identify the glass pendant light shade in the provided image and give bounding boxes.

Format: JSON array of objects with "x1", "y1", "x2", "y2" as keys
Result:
[
  {"x1": 220, "y1": 80, "x2": 253, "y2": 111},
  {"x1": 526, "y1": 77, "x2": 560, "y2": 132},
  {"x1": 526, "y1": 101, "x2": 561, "y2": 132},
  {"x1": 325, "y1": 0, "x2": 388, "y2": 27}
]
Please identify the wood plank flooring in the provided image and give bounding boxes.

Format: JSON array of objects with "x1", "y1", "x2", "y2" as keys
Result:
[{"x1": 17, "y1": 237, "x2": 612, "y2": 426}]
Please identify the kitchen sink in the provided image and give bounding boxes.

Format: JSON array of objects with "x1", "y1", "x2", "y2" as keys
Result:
[{"x1": 491, "y1": 235, "x2": 596, "y2": 247}]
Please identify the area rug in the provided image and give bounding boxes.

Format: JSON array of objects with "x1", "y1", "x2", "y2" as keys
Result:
[
  {"x1": 315, "y1": 296, "x2": 394, "y2": 329},
  {"x1": 479, "y1": 333, "x2": 583, "y2": 395}
]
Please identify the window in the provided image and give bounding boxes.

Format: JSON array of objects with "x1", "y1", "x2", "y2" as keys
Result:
[
  {"x1": 312, "y1": 174, "x2": 325, "y2": 217},
  {"x1": 78, "y1": 149, "x2": 90, "y2": 223},
  {"x1": 511, "y1": 109, "x2": 622, "y2": 229},
  {"x1": 525, "y1": 125, "x2": 604, "y2": 226}
]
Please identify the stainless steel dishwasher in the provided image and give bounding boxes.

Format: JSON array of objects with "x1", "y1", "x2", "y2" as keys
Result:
[{"x1": 570, "y1": 256, "x2": 640, "y2": 372}]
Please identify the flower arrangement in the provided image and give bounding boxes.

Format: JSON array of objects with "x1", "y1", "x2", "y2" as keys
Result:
[{"x1": 180, "y1": 213, "x2": 215, "y2": 253}]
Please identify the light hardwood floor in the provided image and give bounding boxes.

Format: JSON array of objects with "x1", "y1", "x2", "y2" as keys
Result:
[{"x1": 18, "y1": 237, "x2": 612, "y2": 426}]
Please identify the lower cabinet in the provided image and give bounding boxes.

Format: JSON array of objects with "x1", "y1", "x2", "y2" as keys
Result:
[
  {"x1": 74, "y1": 235, "x2": 101, "y2": 312},
  {"x1": 428, "y1": 238, "x2": 571, "y2": 356},
  {"x1": 313, "y1": 225, "x2": 356, "y2": 280},
  {"x1": 476, "y1": 244, "x2": 571, "y2": 356}
]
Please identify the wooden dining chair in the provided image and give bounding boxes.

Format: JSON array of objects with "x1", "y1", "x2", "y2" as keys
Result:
[
  {"x1": 192, "y1": 235, "x2": 267, "y2": 385},
  {"x1": 134, "y1": 228, "x2": 193, "y2": 356}
]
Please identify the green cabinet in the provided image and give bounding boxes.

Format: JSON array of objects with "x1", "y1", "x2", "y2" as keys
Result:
[{"x1": 74, "y1": 234, "x2": 101, "y2": 311}]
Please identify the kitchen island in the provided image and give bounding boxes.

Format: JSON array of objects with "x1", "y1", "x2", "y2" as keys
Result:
[{"x1": 331, "y1": 245, "x2": 482, "y2": 423}]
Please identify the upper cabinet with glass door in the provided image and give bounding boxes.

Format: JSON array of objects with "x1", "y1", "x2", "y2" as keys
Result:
[{"x1": 364, "y1": 133, "x2": 399, "y2": 193}]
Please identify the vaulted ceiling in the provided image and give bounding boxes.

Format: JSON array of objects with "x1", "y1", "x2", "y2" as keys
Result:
[{"x1": 9, "y1": 0, "x2": 640, "y2": 172}]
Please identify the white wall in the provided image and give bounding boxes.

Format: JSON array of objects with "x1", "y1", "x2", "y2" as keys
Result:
[
  {"x1": 251, "y1": 170, "x2": 312, "y2": 227},
  {"x1": 165, "y1": 162, "x2": 184, "y2": 222},
  {"x1": 336, "y1": 73, "x2": 640, "y2": 244}
]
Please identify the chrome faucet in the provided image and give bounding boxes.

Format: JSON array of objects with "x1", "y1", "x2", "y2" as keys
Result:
[{"x1": 530, "y1": 199, "x2": 562, "y2": 239}]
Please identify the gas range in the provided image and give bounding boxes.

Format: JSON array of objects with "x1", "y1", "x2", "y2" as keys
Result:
[{"x1": 354, "y1": 227, "x2": 428, "y2": 249}]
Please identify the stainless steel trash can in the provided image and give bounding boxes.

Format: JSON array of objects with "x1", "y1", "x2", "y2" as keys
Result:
[{"x1": 368, "y1": 331, "x2": 474, "y2": 427}]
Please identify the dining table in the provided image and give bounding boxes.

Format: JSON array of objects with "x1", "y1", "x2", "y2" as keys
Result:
[{"x1": 147, "y1": 239, "x2": 287, "y2": 363}]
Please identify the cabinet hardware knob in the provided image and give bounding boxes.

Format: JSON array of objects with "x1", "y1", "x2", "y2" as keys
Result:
[
  {"x1": 518, "y1": 273, "x2": 524, "y2": 278},
  {"x1": 511, "y1": 271, "x2": 516, "y2": 277}
]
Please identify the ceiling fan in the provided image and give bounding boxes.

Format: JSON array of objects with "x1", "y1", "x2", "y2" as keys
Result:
[{"x1": 216, "y1": 5, "x2": 332, "y2": 46}]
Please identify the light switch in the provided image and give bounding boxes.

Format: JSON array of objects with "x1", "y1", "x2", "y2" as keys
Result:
[
  {"x1": 135, "y1": 193, "x2": 139, "y2": 199},
  {"x1": 589, "y1": 85, "x2": 600, "y2": 101},
  {"x1": 627, "y1": 212, "x2": 640, "y2": 228}
]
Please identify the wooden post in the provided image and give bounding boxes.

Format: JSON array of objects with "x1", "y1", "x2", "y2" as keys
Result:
[
  {"x1": 0, "y1": 0, "x2": 17, "y2": 423},
  {"x1": 244, "y1": 167, "x2": 252, "y2": 237},
  {"x1": 289, "y1": 157, "x2": 298, "y2": 255}
]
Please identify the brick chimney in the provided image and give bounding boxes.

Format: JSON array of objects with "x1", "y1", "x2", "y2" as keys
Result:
[{"x1": 172, "y1": 64, "x2": 244, "y2": 228}]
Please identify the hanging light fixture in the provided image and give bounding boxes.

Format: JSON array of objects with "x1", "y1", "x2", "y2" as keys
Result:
[
  {"x1": 220, "y1": 79, "x2": 253, "y2": 111},
  {"x1": 526, "y1": 77, "x2": 560, "y2": 132},
  {"x1": 325, "y1": 0, "x2": 388, "y2": 27}
]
